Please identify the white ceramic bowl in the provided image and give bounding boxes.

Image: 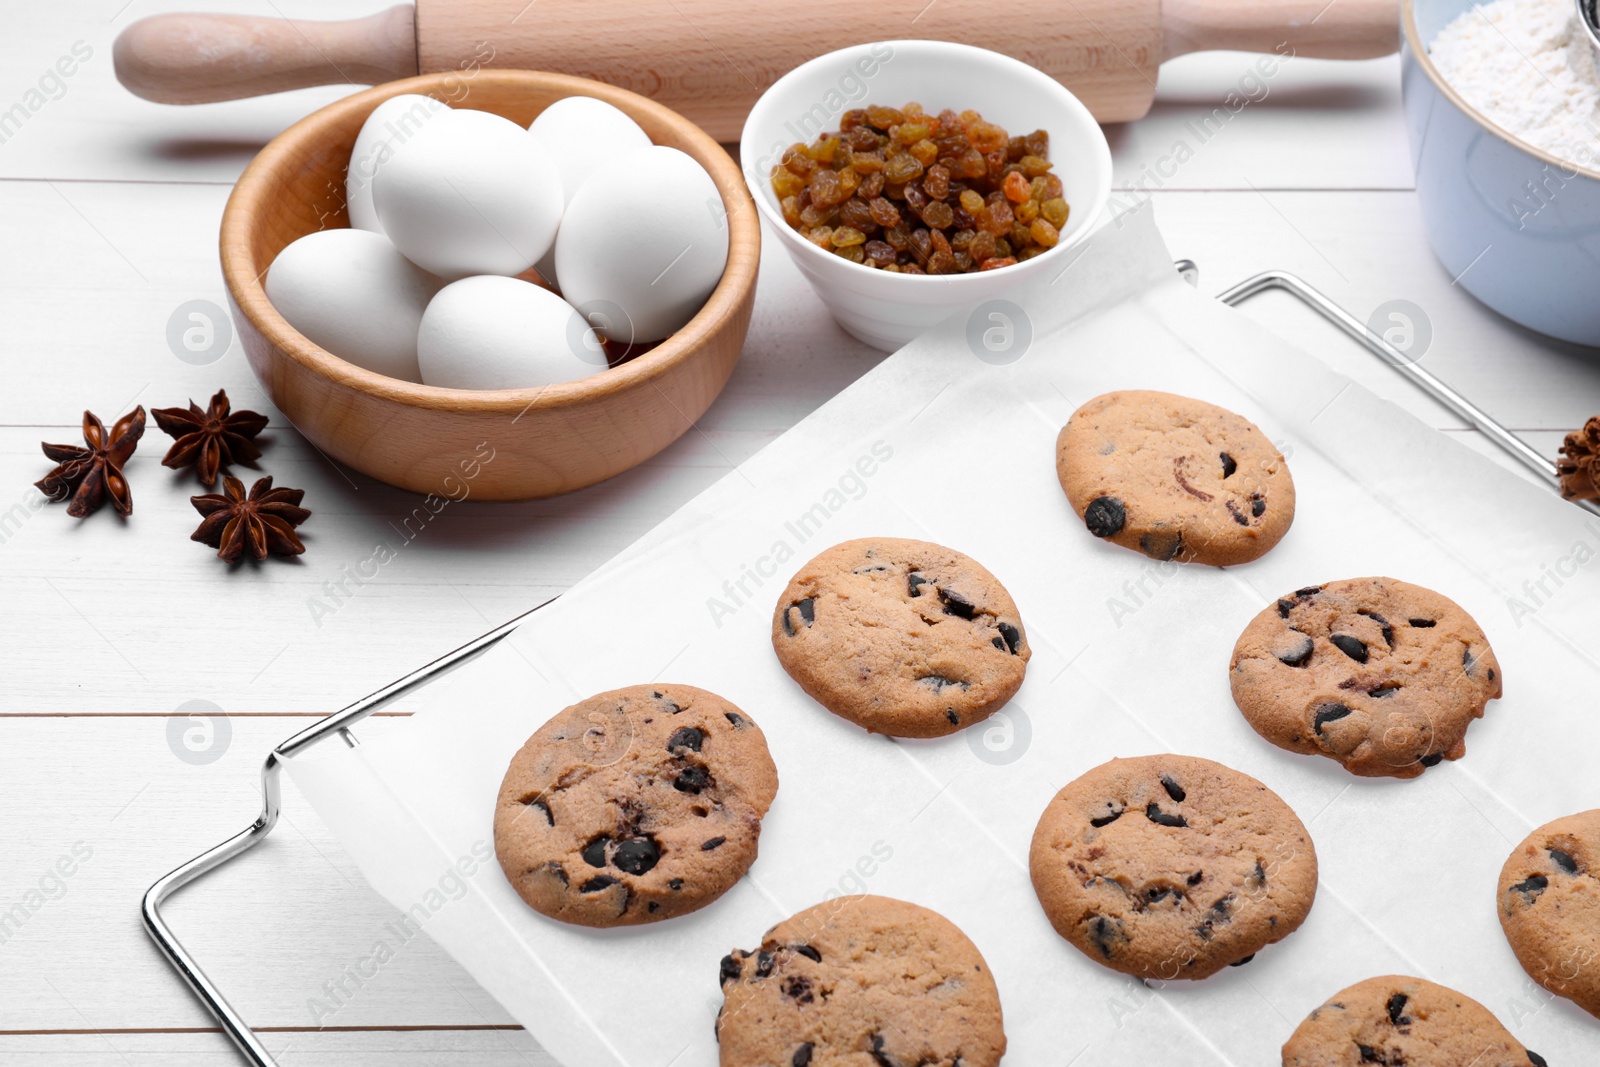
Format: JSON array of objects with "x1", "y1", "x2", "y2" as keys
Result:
[{"x1": 740, "y1": 40, "x2": 1113, "y2": 351}]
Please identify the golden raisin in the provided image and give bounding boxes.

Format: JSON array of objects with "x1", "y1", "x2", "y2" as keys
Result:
[
  {"x1": 895, "y1": 122, "x2": 931, "y2": 145},
  {"x1": 772, "y1": 168, "x2": 805, "y2": 199},
  {"x1": 845, "y1": 126, "x2": 881, "y2": 152},
  {"x1": 865, "y1": 105, "x2": 905, "y2": 129},
  {"x1": 783, "y1": 146, "x2": 815, "y2": 176},
  {"x1": 839, "y1": 198, "x2": 874, "y2": 230},
  {"x1": 810, "y1": 169, "x2": 843, "y2": 206},
  {"x1": 984, "y1": 199, "x2": 1014, "y2": 234},
  {"x1": 831, "y1": 225, "x2": 866, "y2": 248},
  {"x1": 772, "y1": 102, "x2": 1065, "y2": 273},
  {"x1": 807, "y1": 136, "x2": 840, "y2": 163},
  {"x1": 921, "y1": 200, "x2": 955, "y2": 229},
  {"x1": 885, "y1": 154, "x2": 924, "y2": 183},
  {"x1": 869, "y1": 197, "x2": 902, "y2": 228},
  {"x1": 970, "y1": 122, "x2": 1006, "y2": 153}
]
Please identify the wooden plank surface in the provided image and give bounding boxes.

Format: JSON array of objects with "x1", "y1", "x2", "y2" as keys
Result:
[
  {"x1": 0, "y1": 1031, "x2": 550, "y2": 1065},
  {"x1": 5, "y1": 4, "x2": 1598, "y2": 1062}
]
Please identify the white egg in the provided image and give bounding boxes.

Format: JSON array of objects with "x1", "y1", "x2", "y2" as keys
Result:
[
  {"x1": 372, "y1": 108, "x2": 564, "y2": 280},
  {"x1": 265, "y1": 228, "x2": 444, "y2": 382},
  {"x1": 529, "y1": 96, "x2": 652, "y2": 209},
  {"x1": 527, "y1": 96, "x2": 652, "y2": 287},
  {"x1": 345, "y1": 93, "x2": 450, "y2": 233},
  {"x1": 555, "y1": 145, "x2": 729, "y2": 343},
  {"x1": 417, "y1": 276, "x2": 606, "y2": 390}
]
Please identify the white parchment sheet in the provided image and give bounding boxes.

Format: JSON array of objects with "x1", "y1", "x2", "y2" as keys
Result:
[{"x1": 288, "y1": 208, "x2": 1600, "y2": 1065}]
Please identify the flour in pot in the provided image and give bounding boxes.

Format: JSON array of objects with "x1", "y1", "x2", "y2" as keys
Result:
[{"x1": 1430, "y1": 0, "x2": 1600, "y2": 170}]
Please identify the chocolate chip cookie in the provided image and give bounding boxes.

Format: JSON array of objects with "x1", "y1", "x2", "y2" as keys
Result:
[
  {"x1": 1498, "y1": 808, "x2": 1600, "y2": 1020},
  {"x1": 493, "y1": 684, "x2": 778, "y2": 928},
  {"x1": 771, "y1": 538, "x2": 1030, "y2": 738},
  {"x1": 1029, "y1": 754, "x2": 1318, "y2": 980},
  {"x1": 1282, "y1": 975, "x2": 1548, "y2": 1067},
  {"x1": 1230, "y1": 577, "x2": 1503, "y2": 779},
  {"x1": 1055, "y1": 390, "x2": 1295, "y2": 566},
  {"x1": 715, "y1": 894, "x2": 1005, "y2": 1067}
]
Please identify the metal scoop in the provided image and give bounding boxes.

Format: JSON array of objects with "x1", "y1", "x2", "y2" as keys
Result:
[{"x1": 1580, "y1": 0, "x2": 1600, "y2": 55}]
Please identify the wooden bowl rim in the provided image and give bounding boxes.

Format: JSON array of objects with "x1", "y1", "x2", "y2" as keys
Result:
[{"x1": 221, "y1": 70, "x2": 760, "y2": 414}]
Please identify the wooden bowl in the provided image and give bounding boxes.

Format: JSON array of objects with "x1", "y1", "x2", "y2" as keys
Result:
[{"x1": 221, "y1": 71, "x2": 759, "y2": 501}]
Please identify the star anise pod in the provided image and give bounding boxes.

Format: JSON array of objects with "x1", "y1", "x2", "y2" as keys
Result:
[
  {"x1": 1558, "y1": 415, "x2": 1600, "y2": 502},
  {"x1": 152, "y1": 388, "x2": 269, "y2": 488},
  {"x1": 190, "y1": 475, "x2": 310, "y2": 563},
  {"x1": 35, "y1": 406, "x2": 146, "y2": 517}
]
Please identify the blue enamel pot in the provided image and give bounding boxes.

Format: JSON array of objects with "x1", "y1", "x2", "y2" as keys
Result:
[{"x1": 1404, "y1": 0, "x2": 1600, "y2": 345}]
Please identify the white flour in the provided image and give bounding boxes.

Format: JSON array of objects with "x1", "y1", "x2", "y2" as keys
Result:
[{"x1": 1430, "y1": 0, "x2": 1600, "y2": 168}]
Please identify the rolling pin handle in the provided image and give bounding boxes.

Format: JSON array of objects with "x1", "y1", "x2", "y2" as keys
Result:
[
  {"x1": 1162, "y1": 0, "x2": 1400, "y2": 61},
  {"x1": 113, "y1": 4, "x2": 420, "y2": 105}
]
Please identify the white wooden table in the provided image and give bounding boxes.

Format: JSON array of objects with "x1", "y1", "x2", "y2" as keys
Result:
[{"x1": 5, "y1": 4, "x2": 1599, "y2": 1063}]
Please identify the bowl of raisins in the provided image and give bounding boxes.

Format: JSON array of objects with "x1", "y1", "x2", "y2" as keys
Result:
[{"x1": 740, "y1": 40, "x2": 1112, "y2": 351}]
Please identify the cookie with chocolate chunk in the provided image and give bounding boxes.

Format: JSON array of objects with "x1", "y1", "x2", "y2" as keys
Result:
[
  {"x1": 1029, "y1": 754, "x2": 1318, "y2": 980},
  {"x1": 1230, "y1": 577, "x2": 1502, "y2": 779},
  {"x1": 1282, "y1": 975, "x2": 1547, "y2": 1067},
  {"x1": 493, "y1": 684, "x2": 777, "y2": 928},
  {"x1": 771, "y1": 537, "x2": 1029, "y2": 738},
  {"x1": 1055, "y1": 390, "x2": 1294, "y2": 566},
  {"x1": 1498, "y1": 808, "x2": 1600, "y2": 1020},
  {"x1": 716, "y1": 895, "x2": 1005, "y2": 1067}
]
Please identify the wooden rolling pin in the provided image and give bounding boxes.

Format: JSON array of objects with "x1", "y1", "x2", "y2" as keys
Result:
[{"x1": 114, "y1": 0, "x2": 1398, "y2": 140}]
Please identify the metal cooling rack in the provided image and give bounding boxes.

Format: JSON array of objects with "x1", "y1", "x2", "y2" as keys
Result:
[{"x1": 142, "y1": 265, "x2": 1597, "y2": 1067}]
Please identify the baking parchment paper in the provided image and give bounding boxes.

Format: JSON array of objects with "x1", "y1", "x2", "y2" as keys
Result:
[{"x1": 286, "y1": 207, "x2": 1600, "y2": 1065}]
